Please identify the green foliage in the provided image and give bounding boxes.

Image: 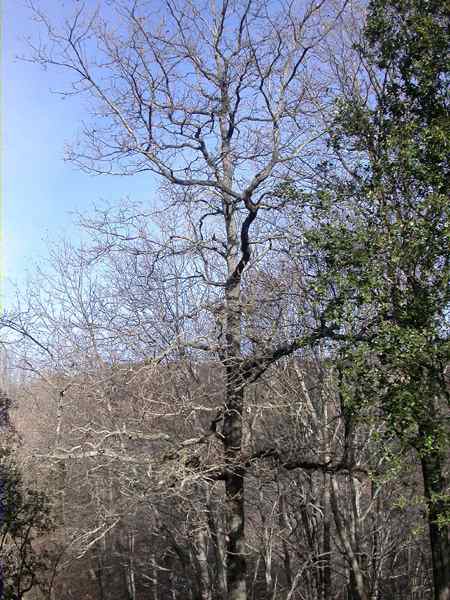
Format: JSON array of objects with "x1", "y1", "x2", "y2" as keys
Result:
[
  {"x1": 303, "y1": 0, "x2": 450, "y2": 457},
  {"x1": 0, "y1": 448, "x2": 54, "y2": 600},
  {"x1": 300, "y1": 3, "x2": 450, "y2": 554}
]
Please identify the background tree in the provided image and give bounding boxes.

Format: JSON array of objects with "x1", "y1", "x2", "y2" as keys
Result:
[{"x1": 0, "y1": 392, "x2": 54, "y2": 600}]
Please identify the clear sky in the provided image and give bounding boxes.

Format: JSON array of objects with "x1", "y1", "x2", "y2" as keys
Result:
[{"x1": 2, "y1": 0, "x2": 156, "y2": 310}]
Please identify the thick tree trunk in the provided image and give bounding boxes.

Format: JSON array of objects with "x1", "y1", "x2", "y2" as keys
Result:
[
  {"x1": 221, "y1": 147, "x2": 248, "y2": 599},
  {"x1": 223, "y1": 376, "x2": 246, "y2": 600},
  {"x1": 420, "y1": 451, "x2": 450, "y2": 600},
  {"x1": 222, "y1": 301, "x2": 247, "y2": 600}
]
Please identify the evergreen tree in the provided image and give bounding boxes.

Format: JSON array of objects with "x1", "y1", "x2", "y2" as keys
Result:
[
  {"x1": 302, "y1": 1, "x2": 449, "y2": 597},
  {"x1": 0, "y1": 394, "x2": 53, "y2": 600}
]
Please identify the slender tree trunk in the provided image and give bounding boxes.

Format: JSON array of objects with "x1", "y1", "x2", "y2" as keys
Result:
[
  {"x1": 193, "y1": 525, "x2": 213, "y2": 600},
  {"x1": 322, "y1": 474, "x2": 332, "y2": 600},
  {"x1": 420, "y1": 451, "x2": 450, "y2": 600},
  {"x1": 279, "y1": 490, "x2": 293, "y2": 590},
  {"x1": 321, "y1": 400, "x2": 331, "y2": 600},
  {"x1": 151, "y1": 553, "x2": 158, "y2": 600},
  {"x1": 165, "y1": 552, "x2": 177, "y2": 600},
  {"x1": 207, "y1": 500, "x2": 227, "y2": 599},
  {"x1": 370, "y1": 481, "x2": 380, "y2": 600},
  {"x1": 330, "y1": 476, "x2": 369, "y2": 600},
  {"x1": 93, "y1": 547, "x2": 105, "y2": 600},
  {"x1": 125, "y1": 531, "x2": 136, "y2": 600}
]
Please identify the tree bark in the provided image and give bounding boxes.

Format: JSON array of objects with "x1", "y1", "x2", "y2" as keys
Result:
[
  {"x1": 223, "y1": 378, "x2": 246, "y2": 600},
  {"x1": 192, "y1": 525, "x2": 213, "y2": 600},
  {"x1": 420, "y1": 451, "x2": 450, "y2": 600},
  {"x1": 279, "y1": 490, "x2": 293, "y2": 590},
  {"x1": 207, "y1": 500, "x2": 228, "y2": 600},
  {"x1": 322, "y1": 474, "x2": 332, "y2": 600},
  {"x1": 221, "y1": 119, "x2": 249, "y2": 597}
]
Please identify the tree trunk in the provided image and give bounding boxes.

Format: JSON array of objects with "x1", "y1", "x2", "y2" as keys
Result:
[
  {"x1": 420, "y1": 451, "x2": 450, "y2": 600},
  {"x1": 330, "y1": 476, "x2": 369, "y2": 600},
  {"x1": 370, "y1": 481, "x2": 381, "y2": 600},
  {"x1": 151, "y1": 553, "x2": 158, "y2": 600},
  {"x1": 192, "y1": 525, "x2": 213, "y2": 600},
  {"x1": 279, "y1": 490, "x2": 293, "y2": 590},
  {"x1": 207, "y1": 500, "x2": 228, "y2": 599},
  {"x1": 322, "y1": 474, "x2": 332, "y2": 600},
  {"x1": 125, "y1": 531, "x2": 136, "y2": 600},
  {"x1": 223, "y1": 378, "x2": 246, "y2": 600},
  {"x1": 221, "y1": 149, "x2": 248, "y2": 599}
]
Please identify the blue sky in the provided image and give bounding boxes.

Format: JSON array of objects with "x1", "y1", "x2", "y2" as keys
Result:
[{"x1": 2, "y1": 0, "x2": 156, "y2": 310}]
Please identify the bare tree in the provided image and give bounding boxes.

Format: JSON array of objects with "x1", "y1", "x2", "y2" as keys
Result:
[{"x1": 24, "y1": 1, "x2": 352, "y2": 598}]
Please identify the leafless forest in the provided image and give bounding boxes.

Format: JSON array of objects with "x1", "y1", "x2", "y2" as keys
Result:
[{"x1": 1, "y1": 1, "x2": 449, "y2": 599}]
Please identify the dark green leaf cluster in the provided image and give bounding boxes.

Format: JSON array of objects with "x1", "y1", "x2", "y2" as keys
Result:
[
  {"x1": 0, "y1": 448, "x2": 54, "y2": 600},
  {"x1": 303, "y1": 0, "x2": 450, "y2": 459}
]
